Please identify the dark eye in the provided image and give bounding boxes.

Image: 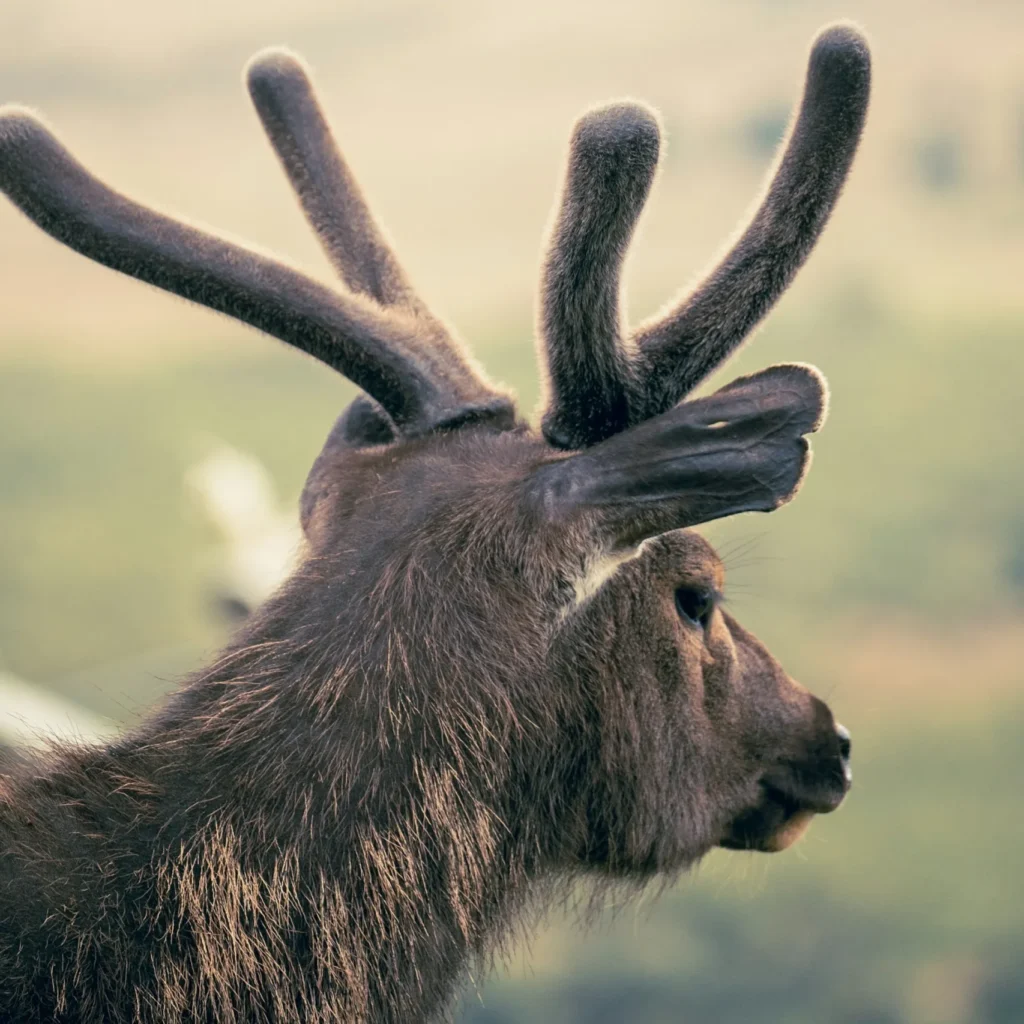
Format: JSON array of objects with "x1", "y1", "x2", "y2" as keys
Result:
[{"x1": 675, "y1": 586, "x2": 715, "y2": 630}]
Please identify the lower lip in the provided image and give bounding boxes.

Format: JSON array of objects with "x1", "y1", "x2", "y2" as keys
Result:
[{"x1": 762, "y1": 810, "x2": 816, "y2": 852}]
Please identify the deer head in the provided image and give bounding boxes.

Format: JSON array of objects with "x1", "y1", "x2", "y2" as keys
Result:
[{"x1": 0, "y1": 23, "x2": 869, "y2": 1021}]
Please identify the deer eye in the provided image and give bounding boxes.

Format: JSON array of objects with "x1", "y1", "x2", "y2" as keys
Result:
[{"x1": 675, "y1": 586, "x2": 715, "y2": 630}]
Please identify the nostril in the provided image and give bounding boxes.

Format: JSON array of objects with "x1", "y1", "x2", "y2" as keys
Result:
[
  {"x1": 835, "y1": 723, "x2": 852, "y2": 787},
  {"x1": 835, "y1": 723, "x2": 852, "y2": 761}
]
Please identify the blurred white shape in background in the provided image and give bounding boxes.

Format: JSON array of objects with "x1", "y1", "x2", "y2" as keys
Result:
[
  {"x1": 1, "y1": 444, "x2": 301, "y2": 748},
  {"x1": 185, "y1": 442, "x2": 302, "y2": 618},
  {"x1": 0, "y1": 661, "x2": 117, "y2": 748}
]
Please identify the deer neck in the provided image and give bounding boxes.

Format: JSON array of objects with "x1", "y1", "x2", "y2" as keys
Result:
[{"x1": 112, "y1": 574, "x2": 564, "y2": 1020}]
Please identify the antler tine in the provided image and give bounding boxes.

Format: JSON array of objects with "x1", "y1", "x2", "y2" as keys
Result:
[
  {"x1": 631, "y1": 24, "x2": 871, "y2": 420},
  {"x1": 245, "y1": 49, "x2": 428, "y2": 316},
  {"x1": 0, "y1": 108, "x2": 508, "y2": 435},
  {"x1": 538, "y1": 102, "x2": 661, "y2": 450},
  {"x1": 245, "y1": 49, "x2": 512, "y2": 428}
]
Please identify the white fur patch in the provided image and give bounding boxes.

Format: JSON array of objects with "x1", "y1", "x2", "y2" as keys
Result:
[{"x1": 560, "y1": 543, "x2": 646, "y2": 619}]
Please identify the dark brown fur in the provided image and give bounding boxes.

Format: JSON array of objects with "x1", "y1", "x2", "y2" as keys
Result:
[{"x1": 0, "y1": 24, "x2": 869, "y2": 1023}]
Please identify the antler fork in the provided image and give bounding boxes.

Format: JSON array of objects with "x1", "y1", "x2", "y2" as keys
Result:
[
  {"x1": 537, "y1": 24, "x2": 870, "y2": 449},
  {"x1": 0, "y1": 85, "x2": 513, "y2": 437}
]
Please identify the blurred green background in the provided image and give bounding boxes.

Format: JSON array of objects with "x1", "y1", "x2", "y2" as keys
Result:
[{"x1": 1, "y1": 1, "x2": 1022, "y2": 1021}]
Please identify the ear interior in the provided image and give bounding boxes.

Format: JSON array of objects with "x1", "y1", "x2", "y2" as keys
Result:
[{"x1": 533, "y1": 363, "x2": 828, "y2": 549}]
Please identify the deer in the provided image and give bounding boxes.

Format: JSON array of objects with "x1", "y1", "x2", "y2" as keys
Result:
[{"x1": 0, "y1": 21, "x2": 870, "y2": 1023}]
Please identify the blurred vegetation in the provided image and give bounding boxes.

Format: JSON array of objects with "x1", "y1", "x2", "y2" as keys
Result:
[
  {"x1": 740, "y1": 104, "x2": 790, "y2": 160},
  {"x1": 913, "y1": 127, "x2": 968, "y2": 193}
]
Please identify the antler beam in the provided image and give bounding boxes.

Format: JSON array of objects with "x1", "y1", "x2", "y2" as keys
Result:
[
  {"x1": 0, "y1": 105, "x2": 513, "y2": 437},
  {"x1": 246, "y1": 50, "x2": 512, "y2": 433},
  {"x1": 538, "y1": 23, "x2": 871, "y2": 449}
]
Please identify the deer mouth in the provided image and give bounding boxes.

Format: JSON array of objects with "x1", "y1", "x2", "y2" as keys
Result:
[{"x1": 718, "y1": 779, "x2": 845, "y2": 853}]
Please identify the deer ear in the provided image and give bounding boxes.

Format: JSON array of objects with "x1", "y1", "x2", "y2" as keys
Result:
[
  {"x1": 328, "y1": 395, "x2": 398, "y2": 448},
  {"x1": 533, "y1": 363, "x2": 827, "y2": 549},
  {"x1": 299, "y1": 396, "x2": 396, "y2": 539}
]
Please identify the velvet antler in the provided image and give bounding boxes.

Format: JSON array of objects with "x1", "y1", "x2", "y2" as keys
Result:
[
  {"x1": 244, "y1": 48, "x2": 524, "y2": 448},
  {"x1": 0, "y1": 95, "x2": 513, "y2": 437},
  {"x1": 246, "y1": 50, "x2": 433, "y2": 319},
  {"x1": 538, "y1": 23, "x2": 870, "y2": 450}
]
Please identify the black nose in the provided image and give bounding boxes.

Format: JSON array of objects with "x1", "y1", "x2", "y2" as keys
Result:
[{"x1": 836, "y1": 722, "x2": 852, "y2": 783}]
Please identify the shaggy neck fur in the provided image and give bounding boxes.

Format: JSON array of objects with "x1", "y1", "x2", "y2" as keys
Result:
[{"x1": 0, "y1": 503, "x2": 584, "y2": 1023}]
